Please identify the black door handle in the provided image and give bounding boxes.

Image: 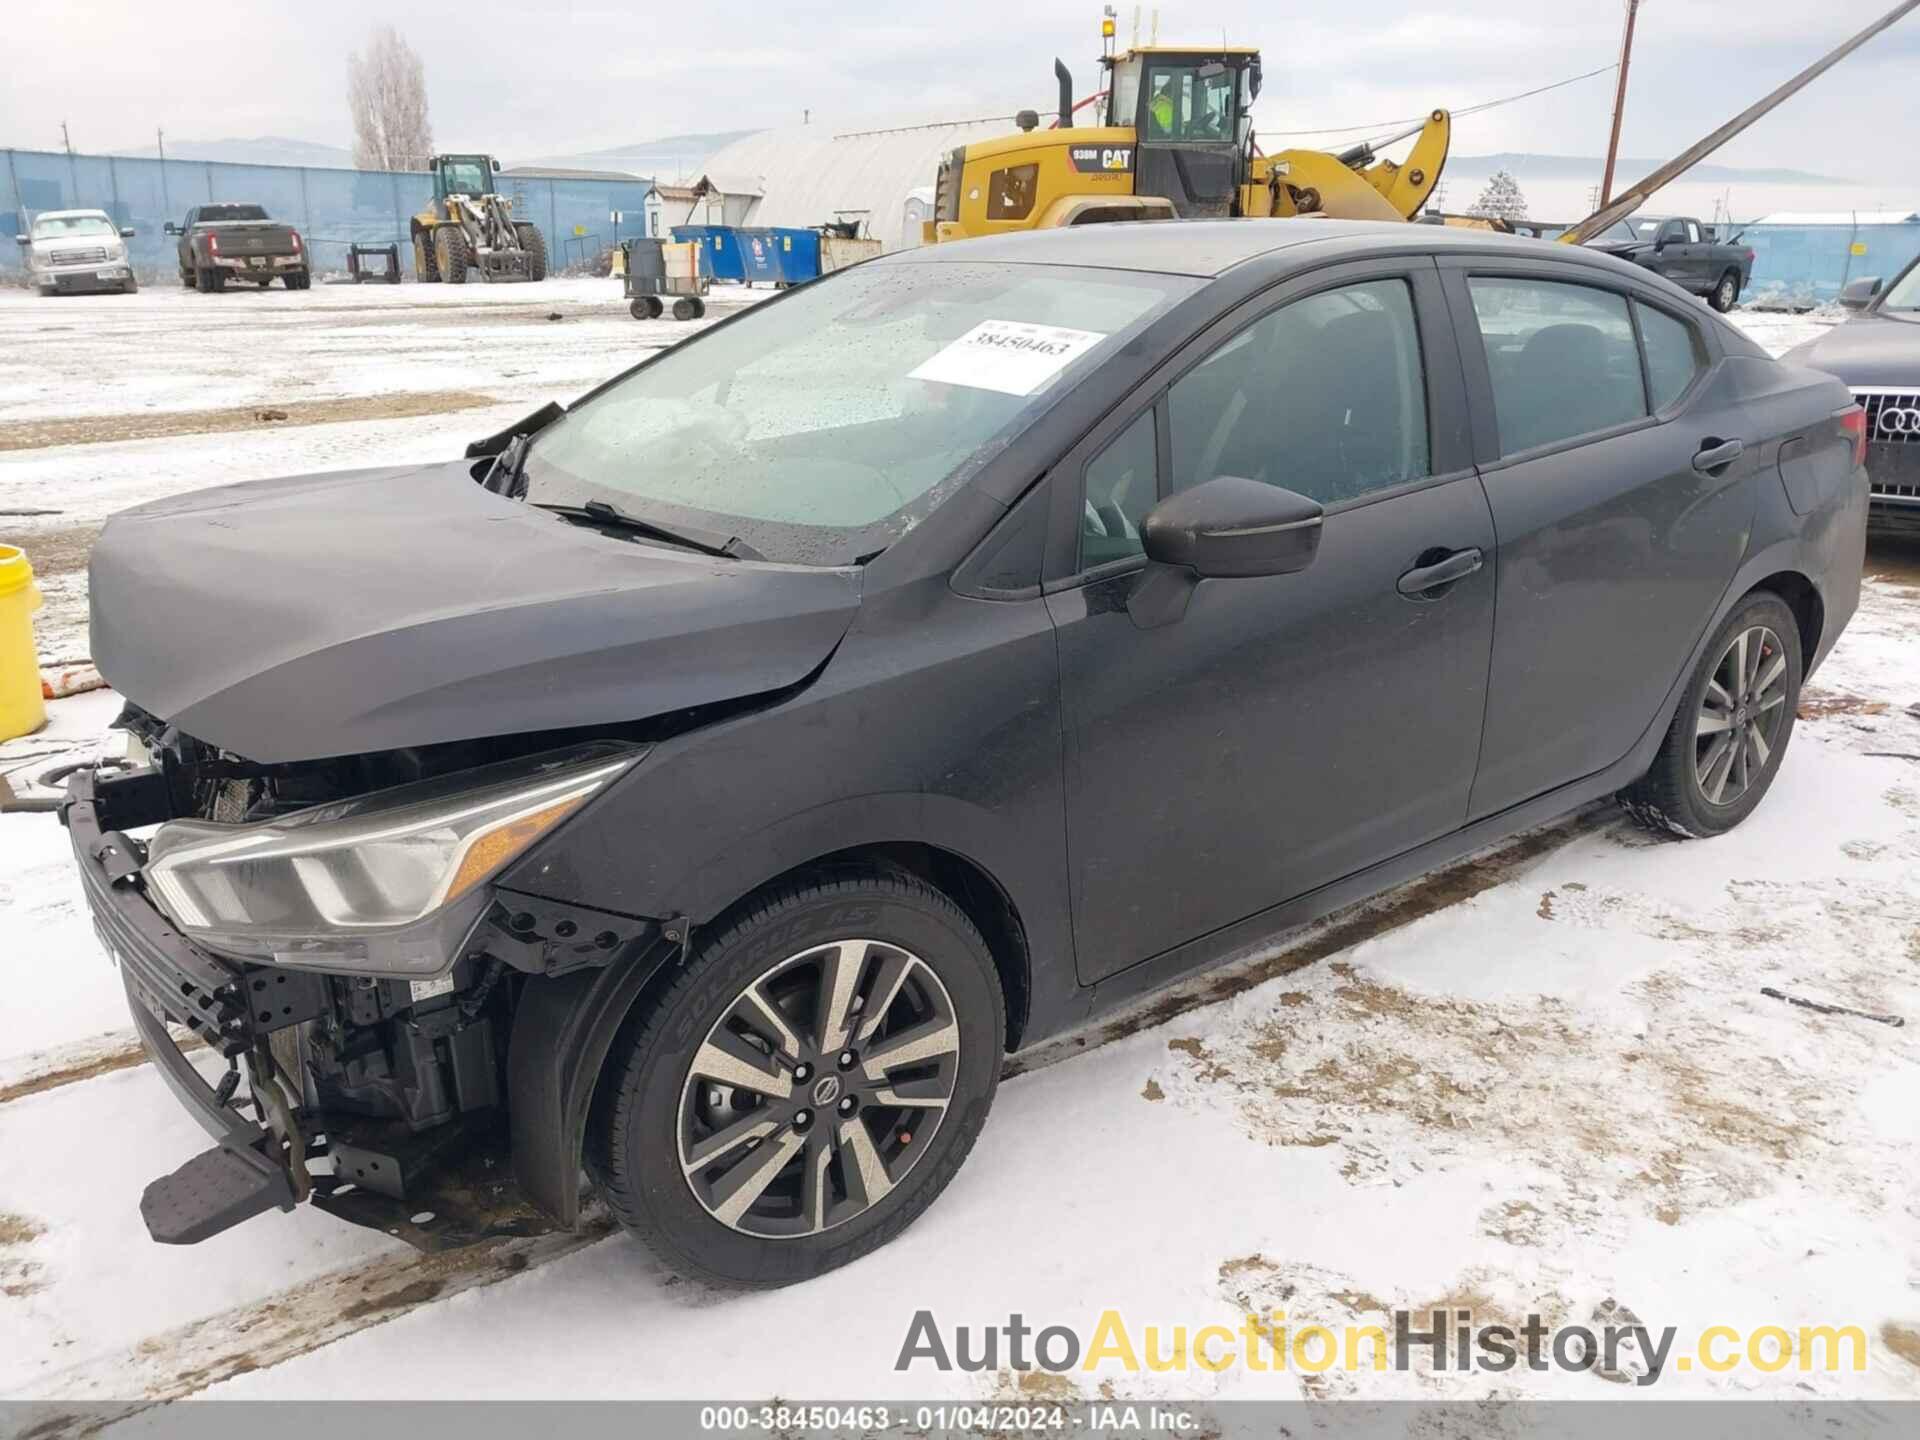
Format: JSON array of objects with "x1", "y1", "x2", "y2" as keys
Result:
[
  {"x1": 1693, "y1": 438, "x2": 1745, "y2": 473},
  {"x1": 1397, "y1": 547, "x2": 1483, "y2": 596}
]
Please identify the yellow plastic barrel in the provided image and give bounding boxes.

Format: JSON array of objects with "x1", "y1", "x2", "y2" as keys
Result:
[{"x1": 0, "y1": 544, "x2": 47, "y2": 740}]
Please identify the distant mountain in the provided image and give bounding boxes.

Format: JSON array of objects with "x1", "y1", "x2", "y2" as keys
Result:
[
  {"x1": 1445, "y1": 152, "x2": 1849, "y2": 187},
  {"x1": 517, "y1": 131, "x2": 758, "y2": 182},
  {"x1": 108, "y1": 135, "x2": 355, "y2": 168}
]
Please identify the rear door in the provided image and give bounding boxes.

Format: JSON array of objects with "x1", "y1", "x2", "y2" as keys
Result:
[
  {"x1": 1442, "y1": 259, "x2": 1759, "y2": 818},
  {"x1": 1047, "y1": 259, "x2": 1497, "y2": 981}
]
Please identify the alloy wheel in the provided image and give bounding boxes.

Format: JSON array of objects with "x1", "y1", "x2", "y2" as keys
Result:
[
  {"x1": 1693, "y1": 624, "x2": 1788, "y2": 806},
  {"x1": 678, "y1": 939, "x2": 960, "y2": 1238}
]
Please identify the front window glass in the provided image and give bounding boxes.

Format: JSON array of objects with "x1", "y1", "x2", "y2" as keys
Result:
[
  {"x1": 1081, "y1": 409, "x2": 1159, "y2": 569},
  {"x1": 521, "y1": 261, "x2": 1197, "y2": 565},
  {"x1": 1169, "y1": 279, "x2": 1429, "y2": 505},
  {"x1": 32, "y1": 215, "x2": 116, "y2": 238},
  {"x1": 1143, "y1": 63, "x2": 1237, "y2": 141}
]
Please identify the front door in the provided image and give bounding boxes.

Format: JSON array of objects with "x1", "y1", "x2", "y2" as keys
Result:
[
  {"x1": 1047, "y1": 263, "x2": 1497, "y2": 982},
  {"x1": 1445, "y1": 265, "x2": 1759, "y2": 817}
]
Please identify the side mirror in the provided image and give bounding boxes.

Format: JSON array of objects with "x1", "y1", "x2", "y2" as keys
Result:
[
  {"x1": 1653, "y1": 234, "x2": 1668, "y2": 251},
  {"x1": 13, "y1": 234, "x2": 26, "y2": 246},
  {"x1": 1129, "y1": 477, "x2": 1321, "y2": 628},
  {"x1": 491, "y1": 157, "x2": 502, "y2": 172},
  {"x1": 1143, "y1": 475, "x2": 1322, "y2": 578},
  {"x1": 120, "y1": 227, "x2": 136, "y2": 238},
  {"x1": 163, "y1": 221, "x2": 180, "y2": 236},
  {"x1": 1838, "y1": 276, "x2": 1883, "y2": 311}
]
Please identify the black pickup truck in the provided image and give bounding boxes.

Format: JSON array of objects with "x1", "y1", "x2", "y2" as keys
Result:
[
  {"x1": 1585, "y1": 216, "x2": 1756, "y2": 313},
  {"x1": 164, "y1": 204, "x2": 309, "y2": 292}
]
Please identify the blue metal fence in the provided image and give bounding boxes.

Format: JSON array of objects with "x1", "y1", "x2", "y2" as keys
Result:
[
  {"x1": 2, "y1": 148, "x2": 656, "y2": 279},
  {"x1": 1743, "y1": 219, "x2": 1920, "y2": 307}
]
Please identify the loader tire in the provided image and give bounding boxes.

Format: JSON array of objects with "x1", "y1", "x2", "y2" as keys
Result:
[
  {"x1": 514, "y1": 222, "x2": 547, "y2": 281},
  {"x1": 435, "y1": 227, "x2": 469, "y2": 284},
  {"x1": 413, "y1": 232, "x2": 439, "y2": 283}
]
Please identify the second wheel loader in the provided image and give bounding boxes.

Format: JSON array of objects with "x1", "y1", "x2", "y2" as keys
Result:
[{"x1": 411, "y1": 154, "x2": 548, "y2": 284}]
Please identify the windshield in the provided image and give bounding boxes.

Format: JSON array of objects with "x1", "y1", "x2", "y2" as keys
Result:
[
  {"x1": 198, "y1": 204, "x2": 268, "y2": 223},
  {"x1": 1593, "y1": 218, "x2": 1662, "y2": 243},
  {"x1": 1881, "y1": 258, "x2": 1920, "y2": 310},
  {"x1": 441, "y1": 162, "x2": 489, "y2": 194},
  {"x1": 33, "y1": 215, "x2": 115, "y2": 238},
  {"x1": 520, "y1": 260, "x2": 1198, "y2": 565}
]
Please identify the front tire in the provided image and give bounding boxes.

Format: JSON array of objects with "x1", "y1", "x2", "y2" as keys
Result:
[
  {"x1": 513, "y1": 222, "x2": 547, "y2": 281},
  {"x1": 1622, "y1": 591, "x2": 1801, "y2": 838},
  {"x1": 413, "y1": 232, "x2": 440, "y2": 282},
  {"x1": 589, "y1": 868, "x2": 1005, "y2": 1289},
  {"x1": 121, "y1": 274, "x2": 138, "y2": 294},
  {"x1": 1709, "y1": 270, "x2": 1740, "y2": 313},
  {"x1": 435, "y1": 227, "x2": 469, "y2": 284}
]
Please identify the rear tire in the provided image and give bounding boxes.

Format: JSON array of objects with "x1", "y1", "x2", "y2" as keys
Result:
[
  {"x1": 588, "y1": 867, "x2": 1005, "y2": 1289},
  {"x1": 285, "y1": 270, "x2": 310, "y2": 290},
  {"x1": 196, "y1": 266, "x2": 224, "y2": 293},
  {"x1": 413, "y1": 232, "x2": 439, "y2": 283},
  {"x1": 1709, "y1": 270, "x2": 1740, "y2": 313},
  {"x1": 513, "y1": 222, "x2": 547, "y2": 281},
  {"x1": 1621, "y1": 591, "x2": 1801, "y2": 838},
  {"x1": 435, "y1": 227, "x2": 469, "y2": 284}
]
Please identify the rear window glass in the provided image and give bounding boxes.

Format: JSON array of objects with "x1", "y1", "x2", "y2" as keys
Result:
[
  {"x1": 198, "y1": 205, "x2": 269, "y2": 222},
  {"x1": 1469, "y1": 278, "x2": 1648, "y2": 455},
  {"x1": 1637, "y1": 303, "x2": 1708, "y2": 411}
]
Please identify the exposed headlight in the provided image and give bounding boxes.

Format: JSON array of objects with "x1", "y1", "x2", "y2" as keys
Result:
[{"x1": 143, "y1": 744, "x2": 641, "y2": 975}]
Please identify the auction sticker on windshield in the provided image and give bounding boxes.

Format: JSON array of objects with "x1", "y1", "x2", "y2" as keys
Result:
[{"x1": 909, "y1": 320, "x2": 1108, "y2": 396}]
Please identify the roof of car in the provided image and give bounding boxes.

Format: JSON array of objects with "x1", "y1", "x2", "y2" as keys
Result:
[{"x1": 891, "y1": 217, "x2": 1636, "y2": 280}]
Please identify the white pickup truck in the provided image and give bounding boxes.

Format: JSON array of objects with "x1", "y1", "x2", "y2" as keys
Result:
[{"x1": 15, "y1": 209, "x2": 138, "y2": 296}]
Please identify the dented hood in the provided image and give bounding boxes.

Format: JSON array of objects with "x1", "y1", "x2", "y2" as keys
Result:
[{"x1": 89, "y1": 462, "x2": 862, "y2": 762}]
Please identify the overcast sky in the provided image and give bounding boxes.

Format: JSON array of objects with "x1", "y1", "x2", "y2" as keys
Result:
[{"x1": 11, "y1": 0, "x2": 1919, "y2": 183}]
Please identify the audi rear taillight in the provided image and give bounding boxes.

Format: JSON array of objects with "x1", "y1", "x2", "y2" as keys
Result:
[
  {"x1": 1839, "y1": 405, "x2": 1868, "y2": 468},
  {"x1": 290, "y1": 231, "x2": 302, "y2": 254}
]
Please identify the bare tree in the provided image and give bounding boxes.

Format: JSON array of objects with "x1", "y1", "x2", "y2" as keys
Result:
[
  {"x1": 1467, "y1": 169, "x2": 1530, "y2": 223},
  {"x1": 348, "y1": 27, "x2": 433, "y2": 171}
]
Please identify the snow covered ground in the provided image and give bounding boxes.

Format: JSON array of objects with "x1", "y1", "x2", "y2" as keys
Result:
[{"x1": 0, "y1": 287, "x2": 1916, "y2": 1414}]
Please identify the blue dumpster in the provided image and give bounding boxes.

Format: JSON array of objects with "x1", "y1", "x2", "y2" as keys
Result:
[
  {"x1": 671, "y1": 225, "x2": 744, "y2": 283},
  {"x1": 737, "y1": 228, "x2": 783, "y2": 285},
  {"x1": 767, "y1": 227, "x2": 823, "y2": 284}
]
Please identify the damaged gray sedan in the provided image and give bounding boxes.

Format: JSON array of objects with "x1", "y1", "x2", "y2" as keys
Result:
[{"x1": 62, "y1": 221, "x2": 1866, "y2": 1288}]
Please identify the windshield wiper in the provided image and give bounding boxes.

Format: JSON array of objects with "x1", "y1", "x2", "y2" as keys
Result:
[{"x1": 534, "y1": 498, "x2": 764, "y2": 561}]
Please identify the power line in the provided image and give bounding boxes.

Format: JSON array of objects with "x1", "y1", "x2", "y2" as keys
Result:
[{"x1": 1256, "y1": 63, "x2": 1619, "y2": 142}]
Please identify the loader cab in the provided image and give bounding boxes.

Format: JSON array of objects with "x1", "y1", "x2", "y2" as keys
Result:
[
  {"x1": 432, "y1": 154, "x2": 500, "y2": 200},
  {"x1": 1104, "y1": 47, "x2": 1260, "y2": 218}
]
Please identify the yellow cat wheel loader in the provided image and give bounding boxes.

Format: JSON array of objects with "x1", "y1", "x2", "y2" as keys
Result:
[
  {"x1": 926, "y1": 33, "x2": 1449, "y2": 244},
  {"x1": 411, "y1": 154, "x2": 547, "y2": 284}
]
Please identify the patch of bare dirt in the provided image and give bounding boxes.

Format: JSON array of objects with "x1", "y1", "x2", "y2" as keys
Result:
[
  {"x1": 1884, "y1": 1322, "x2": 1920, "y2": 1370},
  {"x1": 5, "y1": 523, "x2": 98, "y2": 581},
  {"x1": 0, "y1": 390, "x2": 498, "y2": 452},
  {"x1": 1139, "y1": 1077, "x2": 1164, "y2": 1102},
  {"x1": 1, "y1": 1210, "x2": 48, "y2": 1298},
  {"x1": 1798, "y1": 691, "x2": 1890, "y2": 720},
  {"x1": 0, "y1": 1032, "x2": 202, "y2": 1106}
]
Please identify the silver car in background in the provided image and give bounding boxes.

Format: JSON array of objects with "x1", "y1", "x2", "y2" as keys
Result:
[{"x1": 15, "y1": 208, "x2": 139, "y2": 295}]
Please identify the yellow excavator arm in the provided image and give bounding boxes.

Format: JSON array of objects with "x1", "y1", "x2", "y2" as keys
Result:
[{"x1": 1245, "y1": 111, "x2": 1451, "y2": 221}]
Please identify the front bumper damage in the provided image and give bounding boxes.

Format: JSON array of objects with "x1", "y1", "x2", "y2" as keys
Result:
[{"x1": 63, "y1": 765, "x2": 666, "y2": 1252}]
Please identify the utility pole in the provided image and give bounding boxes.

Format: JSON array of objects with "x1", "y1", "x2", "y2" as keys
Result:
[
  {"x1": 61, "y1": 121, "x2": 74, "y2": 156},
  {"x1": 157, "y1": 126, "x2": 171, "y2": 221},
  {"x1": 1598, "y1": 0, "x2": 1640, "y2": 208}
]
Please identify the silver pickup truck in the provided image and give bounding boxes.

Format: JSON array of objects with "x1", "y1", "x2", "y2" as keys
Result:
[{"x1": 165, "y1": 203, "x2": 309, "y2": 292}]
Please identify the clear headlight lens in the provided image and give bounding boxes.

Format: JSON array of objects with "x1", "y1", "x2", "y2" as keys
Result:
[{"x1": 142, "y1": 745, "x2": 640, "y2": 974}]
